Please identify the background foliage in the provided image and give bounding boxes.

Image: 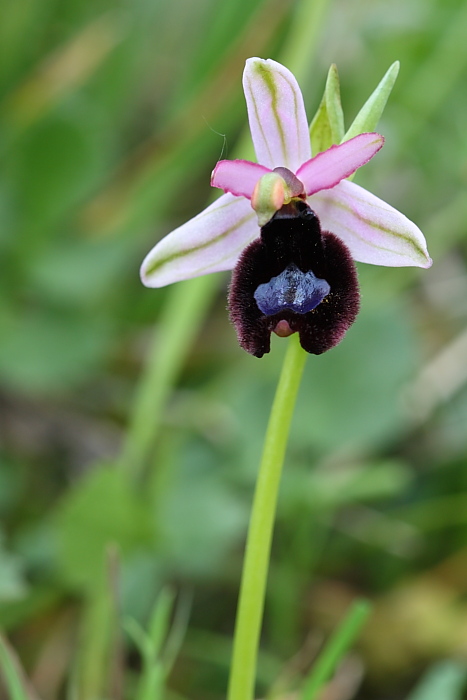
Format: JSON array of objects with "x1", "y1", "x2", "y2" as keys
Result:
[{"x1": 1, "y1": 0, "x2": 467, "y2": 697}]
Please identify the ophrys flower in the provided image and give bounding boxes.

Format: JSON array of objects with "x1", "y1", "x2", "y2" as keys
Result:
[{"x1": 141, "y1": 58, "x2": 431, "y2": 356}]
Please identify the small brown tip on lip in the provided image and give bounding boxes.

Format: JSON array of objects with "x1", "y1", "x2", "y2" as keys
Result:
[{"x1": 273, "y1": 319, "x2": 294, "y2": 337}]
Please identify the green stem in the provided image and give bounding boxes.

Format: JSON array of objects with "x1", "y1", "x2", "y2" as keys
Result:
[
  {"x1": 279, "y1": 0, "x2": 331, "y2": 85},
  {"x1": 227, "y1": 334, "x2": 307, "y2": 700},
  {"x1": 119, "y1": 274, "x2": 218, "y2": 481}
]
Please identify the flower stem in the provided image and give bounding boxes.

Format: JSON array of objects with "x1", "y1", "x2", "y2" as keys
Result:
[
  {"x1": 119, "y1": 275, "x2": 219, "y2": 482},
  {"x1": 227, "y1": 333, "x2": 307, "y2": 700},
  {"x1": 280, "y1": 0, "x2": 331, "y2": 85}
]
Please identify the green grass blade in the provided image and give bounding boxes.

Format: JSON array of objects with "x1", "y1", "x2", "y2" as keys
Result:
[
  {"x1": 163, "y1": 590, "x2": 192, "y2": 676},
  {"x1": 119, "y1": 274, "x2": 219, "y2": 481},
  {"x1": 300, "y1": 599, "x2": 371, "y2": 700},
  {"x1": 137, "y1": 664, "x2": 165, "y2": 700},
  {"x1": 147, "y1": 588, "x2": 176, "y2": 658},
  {"x1": 127, "y1": 588, "x2": 181, "y2": 700},
  {"x1": 407, "y1": 660, "x2": 467, "y2": 700},
  {"x1": 0, "y1": 634, "x2": 41, "y2": 700}
]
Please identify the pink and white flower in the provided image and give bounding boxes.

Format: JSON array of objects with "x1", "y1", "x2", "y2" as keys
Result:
[
  {"x1": 140, "y1": 58, "x2": 431, "y2": 357},
  {"x1": 141, "y1": 58, "x2": 431, "y2": 289}
]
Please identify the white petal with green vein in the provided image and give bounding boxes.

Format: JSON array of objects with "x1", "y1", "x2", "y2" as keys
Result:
[
  {"x1": 141, "y1": 194, "x2": 258, "y2": 287},
  {"x1": 310, "y1": 180, "x2": 432, "y2": 268}
]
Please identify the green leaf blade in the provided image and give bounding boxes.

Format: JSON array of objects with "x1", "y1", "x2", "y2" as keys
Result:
[{"x1": 300, "y1": 599, "x2": 371, "y2": 700}]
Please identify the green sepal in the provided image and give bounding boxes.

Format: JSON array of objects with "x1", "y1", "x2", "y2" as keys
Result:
[
  {"x1": 325, "y1": 64, "x2": 345, "y2": 144},
  {"x1": 343, "y1": 61, "x2": 400, "y2": 141},
  {"x1": 309, "y1": 64, "x2": 344, "y2": 154}
]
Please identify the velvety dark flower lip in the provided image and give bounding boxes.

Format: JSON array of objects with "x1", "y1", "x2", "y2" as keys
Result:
[
  {"x1": 228, "y1": 199, "x2": 360, "y2": 357},
  {"x1": 141, "y1": 58, "x2": 431, "y2": 290}
]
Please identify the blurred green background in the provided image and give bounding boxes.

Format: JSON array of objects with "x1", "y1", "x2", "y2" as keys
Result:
[{"x1": 1, "y1": 0, "x2": 467, "y2": 698}]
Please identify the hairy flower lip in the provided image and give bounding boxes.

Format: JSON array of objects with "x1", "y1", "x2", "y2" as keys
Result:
[
  {"x1": 228, "y1": 199, "x2": 361, "y2": 357},
  {"x1": 141, "y1": 57, "x2": 432, "y2": 290}
]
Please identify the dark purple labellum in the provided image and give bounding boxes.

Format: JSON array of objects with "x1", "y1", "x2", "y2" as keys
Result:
[{"x1": 228, "y1": 199, "x2": 360, "y2": 358}]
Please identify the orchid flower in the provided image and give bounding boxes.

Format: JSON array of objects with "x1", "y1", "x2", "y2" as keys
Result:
[{"x1": 141, "y1": 58, "x2": 431, "y2": 357}]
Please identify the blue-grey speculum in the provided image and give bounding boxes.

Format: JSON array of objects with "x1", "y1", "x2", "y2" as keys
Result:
[{"x1": 254, "y1": 263, "x2": 330, "y2": 316}]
